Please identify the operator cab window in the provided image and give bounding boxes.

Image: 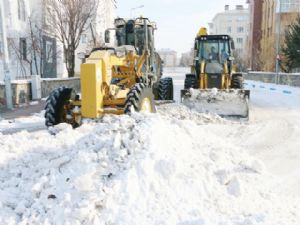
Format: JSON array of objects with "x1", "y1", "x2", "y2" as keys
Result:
[{"x1": 198, "y1": 39, "x2": 230, "y2": 63}]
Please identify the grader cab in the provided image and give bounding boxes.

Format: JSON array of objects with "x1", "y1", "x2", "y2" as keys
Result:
[{"x1": 44, "y1": 17, "x2": 173, "y2": 128}]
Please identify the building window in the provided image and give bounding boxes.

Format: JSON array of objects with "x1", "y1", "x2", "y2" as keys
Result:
[
  {"x1": 18, "y1": 0, "x2": 26, "y2": 21},
  {"x1": 237, "y1": 16, "x2": 246, "y2": 22},
  {"x1": 81, "y1": 34, "x2": 88, "y2": 44},
  {"x1": 45, "y1": 7, "x2": 56, "y2": 28},
  {"x1": 280, "y1": 0, "x2": 300, "y2": 12},
  {"x1": 46, "y1": 41, "x2": 53, "y2": 63},
  {"x1": 227, "y1": 27, "x2": 232, "y2": 33},
  {"x1": 237, "y1": 27, "x2": 244, "y2": 33},
  {"x1": 20, "y1": 38, "x2": 27, "y2": 60},
  {"x1": 236, "y1": 49, "x2": 243, "y2": 55},
  {"x1": 237, "y1": 38, "x2": 243, "y2": 44}
]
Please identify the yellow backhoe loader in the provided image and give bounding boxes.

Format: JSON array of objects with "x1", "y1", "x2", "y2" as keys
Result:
[
  {"x1": 44, "y1": 17, "x2": 173, "y2": 127},
  {"x1": 181, "y1": 28, "x2": 250, "y2": 118}
]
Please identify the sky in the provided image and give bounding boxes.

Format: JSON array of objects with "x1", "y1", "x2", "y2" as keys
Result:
[{"x1": 116, "y1": 0, "x2": 248, "y2": 55}]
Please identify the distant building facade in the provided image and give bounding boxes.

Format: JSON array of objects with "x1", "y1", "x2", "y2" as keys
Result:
[
  {"x1": 0, "y1": 0, "x2": 115, "y2": 81},
  {"x1": 0, "y1": 0, "x2": 46, "y2": 80},
  {"x1": 248, "y1": 0, "x2": 263, "y2": 71},
  {"x1": 179, "y1": 48, "x2": 193, "y2": 67},
  {"x1": 208, "y1": 5, "x2": 250, "y2": 60},
  {"x1": 158, "y1": 49, "x2": 177, "y2": 67},
  {"x1": 248, "y1": 0, "x2": 300, "y2": 71}
]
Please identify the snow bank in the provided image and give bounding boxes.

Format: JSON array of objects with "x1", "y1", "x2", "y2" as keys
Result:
[
  {"x1": 0, "y1": 105, "x2": 299, "y2": 224},
  {"x1": 0, "y1": 111, "x2": 46, "y2": 134}
]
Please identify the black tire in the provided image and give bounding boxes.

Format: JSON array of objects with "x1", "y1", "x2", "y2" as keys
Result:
[
  {"x1": 184, "y1": 74, "x2": 198, "y2": 89},
  {"x1": 158, "y1": 77, "x2": 173, "y2": 100},
  {"x1": 231, "y1": 74, "x2": 244, "y2": 89},
  {"x1": 44, "y1": 87, "x2": 73, "y2": 127},
  {"x1": 124, "y1": 83, "x2": 156, "y2": 114}
]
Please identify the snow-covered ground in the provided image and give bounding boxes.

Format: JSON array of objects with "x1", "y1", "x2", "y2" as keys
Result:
[
  {"x1": 0, "y1": 67, "x2": 299, "y2": 224},
  {"x1": 0, "y1": 111, "x2": 45, "y2": 134}
]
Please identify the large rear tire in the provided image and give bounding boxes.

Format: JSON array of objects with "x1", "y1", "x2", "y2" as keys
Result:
[
  {"x1": 184, "y1": 74, "x2": 198, "y2": 89},
  {"x1": 158, "y1": 77, "x2": 173, "y2": 100},
  {"x1": 44, "y1": 87, "x2": 73, "y2": 127},
  {"x1": 124, "y1": 83, "x2": 156, "y2": 114},
  {"x1": 231, "y1": 74, "x2": 244, "y2": 89}
]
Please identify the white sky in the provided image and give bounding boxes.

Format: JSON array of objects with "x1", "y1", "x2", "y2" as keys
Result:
[{"x1": 116, "y1": 0, "x2": 248, "y2": 55}]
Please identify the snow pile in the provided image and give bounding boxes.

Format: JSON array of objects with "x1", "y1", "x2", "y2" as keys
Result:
[
  {"x1": 182, "y1": 88, "x2": 249, "y2": 117},
  {"x1": 0, "y1": 109, "x2": 299, "y2": 225},
  {"x1": 0, "y1": 111, "x2": 45, "y2": 134},
  {"x1": 0, "y1": 115, "x2": 140, "y2": 224},
  {"x1": 158, "y1": 103, "x2": 225, "y2": 125}
]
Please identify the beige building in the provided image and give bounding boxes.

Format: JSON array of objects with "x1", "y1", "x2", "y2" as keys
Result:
[
  {"x1": 209, "y1": 5, "x2": 250, "y2": 60},
  {"x1": 158, "y1": 49, "x2": 177, "y2": 67}
]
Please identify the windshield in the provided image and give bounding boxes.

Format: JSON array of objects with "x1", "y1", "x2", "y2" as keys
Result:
[
  {"x1": 115, "y1": 23, "x2": 154, "y2": 55},
  {"x1": 198, "y1": 39, "x2": 230, "y2": 63},
  {"x1": 116, "y1": 27, "x2": 126, "y2": 46}
]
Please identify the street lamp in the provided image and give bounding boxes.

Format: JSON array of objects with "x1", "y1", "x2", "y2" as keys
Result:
[
  {"x1": 0, "y1": 0, "x2": 13, "y2": 110},
  {"x1": 275, "y1": 0, "x2": 282, "y2": 84},
  {"x1": 130, "y1": 5, "x2": 144, "y2": 18}
]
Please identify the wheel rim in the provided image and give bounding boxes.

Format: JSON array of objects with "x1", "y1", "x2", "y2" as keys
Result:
[{"x1": 140, "y1": 97, "x2": 152, "y2": 112}]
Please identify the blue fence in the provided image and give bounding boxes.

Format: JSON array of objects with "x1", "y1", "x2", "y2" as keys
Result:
[{"x1": 244, "y1": 82, "x2": 293, "y2": 95}]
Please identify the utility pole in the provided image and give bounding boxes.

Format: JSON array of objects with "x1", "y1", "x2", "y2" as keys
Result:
[
  {"x1": 275, "y1": 0, "x2": 282, "y2": 84},
  {"x1": 0, "y1": 0, "x2": 13, "y2": 110}
]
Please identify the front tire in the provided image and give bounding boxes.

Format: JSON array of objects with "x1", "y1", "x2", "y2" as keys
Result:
[
  {"x1": 184, "y1": 74, "x2": 198, "y2": 89},
  {"x1": 124, "y1": 83, "x2": 156, "y2": 114},
  {"x1": 231, "y1": 74, "x2": 244, "y2": 89},
  {"x1": 158, "y1": 77, "x2": 173, "y2": 100},
  {"x1": 44, "y1": 87, "x2": 73, "y2": 127}
]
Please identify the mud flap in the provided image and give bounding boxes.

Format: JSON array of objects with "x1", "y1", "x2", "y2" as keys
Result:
[{"x1": 181, "y1": 88, "x2": 250, "y2": 119}]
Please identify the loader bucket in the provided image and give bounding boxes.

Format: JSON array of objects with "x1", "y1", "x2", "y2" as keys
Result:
[{"x1": 181, "y1": 88, "x2": 250, "y2": 119}]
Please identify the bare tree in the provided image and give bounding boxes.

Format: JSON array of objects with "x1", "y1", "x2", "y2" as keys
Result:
[
  {"x1": 8, "y1": 16, "x2": 41, "y2": 78},
  {"x1": 8, "y1": 16, "x2": 59, "y2": 78},
  {"x1": 45, "y1": 0, "x2": 98, "y2": 77}
]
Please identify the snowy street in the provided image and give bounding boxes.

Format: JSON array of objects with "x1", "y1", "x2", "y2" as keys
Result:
[{"x1": 0, "y1": 67, "x2": 300, "y2": 224}]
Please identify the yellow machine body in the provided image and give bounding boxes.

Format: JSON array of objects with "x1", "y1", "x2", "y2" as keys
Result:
[
  {"x1": 81, "y1": 61, "x2": 103, "y2": 118},
  {"x1": 78, "y1": 49, "x2": 146, "y2": 118},
  {"x1": 181, "y1": 27, "x2": 250, "y2": 118},
  {"x1": 197, "y1": 27, "x2": 208, "y2": 37},
  {"x1": 44, "y1": 17, "x2": 163, "y2": 128},
  {"x1": 197, "y1": 60, "x2": 234, "y2": 90}
]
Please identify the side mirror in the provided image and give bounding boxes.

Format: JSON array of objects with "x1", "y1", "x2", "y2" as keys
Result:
[{"x1": 105, "y1": 30, "x2": 110, "y2": 43}]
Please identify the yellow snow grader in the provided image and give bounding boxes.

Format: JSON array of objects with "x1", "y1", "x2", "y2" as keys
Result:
[
  {"x1": 181, "y1": 27, "x2": 250, "y2": 118},
  {"x1": 44, "y1": 17, "x2": 173, "y2": 127}
]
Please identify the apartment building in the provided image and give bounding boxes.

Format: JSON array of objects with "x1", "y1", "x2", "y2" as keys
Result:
[
  {"x1": 248, "y1": 0, "x2": 300, "y2": 71},
  {"x1": 208, "y1": 5, "x2": 250, "y2": 60},
  {"x1": 158, "y1": 49, "x2": 178, "y2": 67},
  {"x1": 0, "y1": 0, "x2": 115, "y2": 81},
  {"x1": 74, "y1": 0, "x2": 116, "y2": 74}
]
